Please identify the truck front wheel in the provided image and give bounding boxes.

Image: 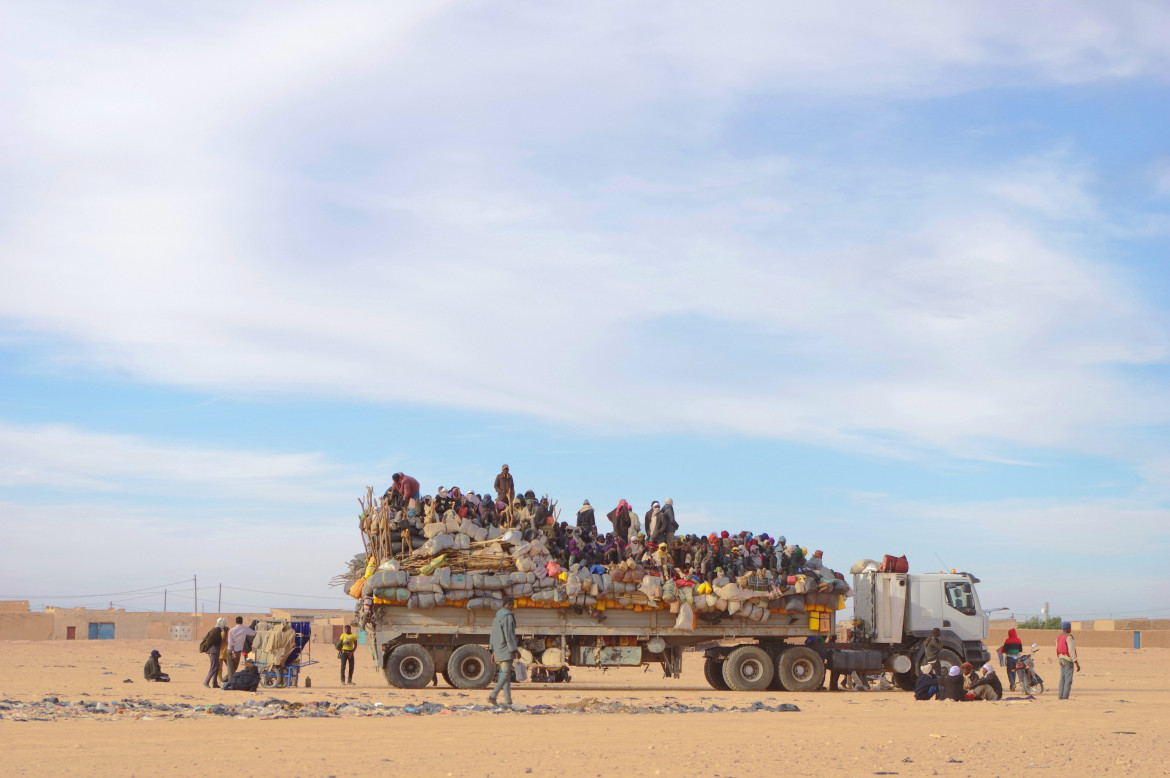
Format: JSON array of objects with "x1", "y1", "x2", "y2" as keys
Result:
[
  {"x1": 722, "y1": 646, "x2": 775, "y2": 692},
  {"x1": 446, "y1": 645, "x2": 495, "y2": 689},
  {"x1": 385, "y1": 644, "x2": 435, "y2": 689},
  {"x1": 776, "y1": 646, "x2": 825, "y2": 692},
  {"x1": 703, "y1": 656, "x2": 730, "y2": 690}
]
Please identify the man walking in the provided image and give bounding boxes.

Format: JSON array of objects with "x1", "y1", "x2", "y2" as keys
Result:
[
  {"x1": 487, "y1": 598, "x2": 518, "y2": 707},
  {"x1": 225, "y1": 616, "x2": 255, "y2": 679},
  {"x1": 1056, "y1": 621, "x2": 1080, "y2": 699},
  {"x1": 338, "y1": 625, "x2": 358, "y2": 685}
]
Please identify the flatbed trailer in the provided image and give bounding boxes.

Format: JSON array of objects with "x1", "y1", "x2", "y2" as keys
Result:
[{"x1": 364, "y1": 603, "x2": 834, "y2": 692}]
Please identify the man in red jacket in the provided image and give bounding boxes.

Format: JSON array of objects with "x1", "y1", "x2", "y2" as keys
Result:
[{"x1": 389, "y1": 472, "x2": 420, "y2": 504}]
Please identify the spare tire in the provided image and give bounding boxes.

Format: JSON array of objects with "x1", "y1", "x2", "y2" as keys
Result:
[
  {"x1": 447, "y1": 644, "x2": 495, "y2": 689},
  {"x1": 776, "y1": 646, "x2": 825, "y2": 692},
  {"x1": 703, "y1": 656, "x2": 730, "y2": 690},
  {"x1": 722, "y1": 645, "x2": 774, "y2": 692},
  {"x1": 384, "y1": 644, "x2": 434, "y2": 689}
]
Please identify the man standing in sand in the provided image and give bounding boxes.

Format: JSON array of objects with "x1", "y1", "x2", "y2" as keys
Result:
[
  {"x1": 338, "y1": 625, "x2": 358, "y2": 686},
  {"x1": 487, "y1": 598, "x2": 518, "y2": 707},
  {"x1": 225, "y1": 616, "x2": 255, "y2": 679},
  {"x1": 1056, "y1": 621, "x2": 1080, "y2": 699},
  {"x1": 923, "y1": 628, "x2": 943, "y2": 676}
]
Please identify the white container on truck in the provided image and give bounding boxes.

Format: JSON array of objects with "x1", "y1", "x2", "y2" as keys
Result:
[{"x1": 359, "y1": 567, "x2": 989, "y2": 692}]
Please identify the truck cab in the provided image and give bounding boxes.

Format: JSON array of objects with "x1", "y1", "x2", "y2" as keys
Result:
[
  {"x1": 851, "y1": 570, "x2": 990, "y2": 683},
  {"x1": 905, "y1": 573, "x2": 987, "y2": 645}
]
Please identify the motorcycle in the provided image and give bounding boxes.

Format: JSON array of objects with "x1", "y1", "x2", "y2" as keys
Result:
[{"x1": 1015, "y1": 643, "x2": 1045, "y2": 695}]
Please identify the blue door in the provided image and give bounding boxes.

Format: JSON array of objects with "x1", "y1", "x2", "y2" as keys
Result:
[{"x1": 88, "y1": 623, "x2": 115, "y2": 639}]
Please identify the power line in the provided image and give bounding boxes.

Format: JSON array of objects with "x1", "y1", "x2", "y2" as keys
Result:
[
  {"x1": 0, "y1": 577, "x2": 193, "y2": 600},
  {"x1": 222, "y1": 585, "x2": 350, "y2": 601}
]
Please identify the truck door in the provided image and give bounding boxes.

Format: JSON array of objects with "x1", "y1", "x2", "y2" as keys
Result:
[{"x1": 941, "y1": 580, "x2": 983, "y2": 642}]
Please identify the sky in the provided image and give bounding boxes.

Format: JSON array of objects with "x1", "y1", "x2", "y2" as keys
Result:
[{"x1": 1, "y1": 1, "x2": 1168, "y2": 622}]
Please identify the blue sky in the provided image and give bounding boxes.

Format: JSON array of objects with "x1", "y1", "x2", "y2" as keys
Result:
[{"x1": 1, "y1": 1, "x2": 1168, "y2": 621}]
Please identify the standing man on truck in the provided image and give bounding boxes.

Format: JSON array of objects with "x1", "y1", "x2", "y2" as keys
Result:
[
  {"x1": 494, "y1": 465, "x2": 515, "y2": 505},
  {"x1": 487, "y1": 598, "x2": 519, "y2": 708},
  {"x1": 1056, "y1": 621, "x2": 1080, "y2": 699}
]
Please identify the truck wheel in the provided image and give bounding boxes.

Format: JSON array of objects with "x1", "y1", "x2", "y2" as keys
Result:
[
  {"x1": 703, "y1": 656, "x2": 730, "y2": 690},
  {"x1": 776, "y1": 646, "x2": 825, "y2": 692},
  {"x1": 384, "y1": 644, "x2": 435, "y2": 689},
  {"x1": 446, "y1": 645, "x2": 494, "y2": 689},
  {"x1": 892, "y1": 670, "x2": 917, "y2": 691},
  {"x1": 722, "y1": 646, "x2": 775, "y2": 692},
  {"x1": 938, "y1": 648, "x2": 961, "y2": 676}
]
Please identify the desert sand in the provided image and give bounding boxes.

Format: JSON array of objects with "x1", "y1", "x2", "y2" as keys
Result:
[{"x1": 1, "y1": 639, "x2": 1166, "y2": 777}]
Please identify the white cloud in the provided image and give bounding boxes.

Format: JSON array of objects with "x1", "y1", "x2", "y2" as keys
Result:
[
  {"x1": 0, "y1": 0, "x2": 1168, "y2": 471},
  {"x1": 0, "y1": 501, "x2": 359, "y2": 610},
  {"x1": 0, "y1": 421, "x2": 349, "y2": 502}
]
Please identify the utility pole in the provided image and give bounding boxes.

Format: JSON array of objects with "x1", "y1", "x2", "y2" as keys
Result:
[
  {"x1": 217, "y1": 583, "x2": 222, "y2": 614},
  {"x1": 194, "y1": 574, "x2": 198, "y2": 617},
  {"x1": 164, "y1": 589, "x2": 167, "y2": 613}
]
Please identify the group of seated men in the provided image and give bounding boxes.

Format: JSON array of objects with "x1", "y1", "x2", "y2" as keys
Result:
[
  {"x1": 915, "y1": 661, "x2": 1004, "y2": 701},
  {"x1": 383, "y1": 467, "x2": 831, "y2": 585}
]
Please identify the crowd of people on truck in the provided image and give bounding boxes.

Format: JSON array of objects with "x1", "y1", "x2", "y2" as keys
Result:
[{"x1": 383, "y1": 465, "x2": 832, "y2": 587}]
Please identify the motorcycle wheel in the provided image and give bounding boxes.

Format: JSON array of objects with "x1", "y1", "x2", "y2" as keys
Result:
[{"x1": 1029, "y1": 674, "x2": 1044, "y2": 695}]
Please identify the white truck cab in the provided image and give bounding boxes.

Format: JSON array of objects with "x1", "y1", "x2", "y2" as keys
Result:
[{"x1": 851, "y1": 570, "x2": 990, "y2": 686}]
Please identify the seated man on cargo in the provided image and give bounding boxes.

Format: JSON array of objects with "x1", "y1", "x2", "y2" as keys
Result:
[{"x1": 144, "y1": 650, "x2": 170, "y2": 682}]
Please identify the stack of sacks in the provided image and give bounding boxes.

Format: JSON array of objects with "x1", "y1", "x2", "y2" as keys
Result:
[{"x1": 353, "y1": 511, "x2": 849, "y2": 619}]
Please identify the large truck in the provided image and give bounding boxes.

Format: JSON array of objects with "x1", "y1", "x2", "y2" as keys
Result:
[{"x1": 361, "y1": 566, "x2": 989, "y2": 692}]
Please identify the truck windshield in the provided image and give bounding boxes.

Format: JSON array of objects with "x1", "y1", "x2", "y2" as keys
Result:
[{"x1": 944, "y1": 581, "x2": 977, "y2": 616}]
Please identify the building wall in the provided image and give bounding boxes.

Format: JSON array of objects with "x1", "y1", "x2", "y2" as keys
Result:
[
  {"x1": 989, "y1": 627, "x2": 1170, "y2": 649},
  {"x1": 0, "y1": 613, "x2": 53, "y2": 640},
  {"x1": 0, "y1": 600, "x2": 31, "y2": 613}
]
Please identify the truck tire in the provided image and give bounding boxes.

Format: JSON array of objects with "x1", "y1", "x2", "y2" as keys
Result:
[
  {"x1": 722, "y1": 646, "x2": 774, "y2": 692},
  {"x1": 446, "y1": 645, "x2": 494, "y2": 689},
  {"x1": 892, "y1": 670, "x2": 916, "y2": 691},
  {"x1": 938, "y1": 648, "x2": 961, "y2": 675},
  {"x1": 703, "y1": 656, "x2": 730, "y2": 690},
  {"x1": 385, "y1": 644, "x2": 435, "y2": 689},
  {"x1": 776, "y1": 646, "x2": 825, "y2": 692},
  {"x1": 767, "y1": 646, "x2": 789, "y2": 690}
]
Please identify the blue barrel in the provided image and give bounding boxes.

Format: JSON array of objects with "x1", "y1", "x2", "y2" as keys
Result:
[{"x1": 1134, "y1": 631, "x2": 1141, "y2": 649}]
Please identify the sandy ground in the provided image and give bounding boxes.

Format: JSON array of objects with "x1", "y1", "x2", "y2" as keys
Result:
[{"x1": 1, "y1": 639, "x2": 1167, "y2": 777}]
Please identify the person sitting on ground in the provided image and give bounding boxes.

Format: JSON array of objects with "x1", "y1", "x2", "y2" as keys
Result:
[
  {"x1": 144, "y1": 649, "x2": 170, "y2": 682},
  {"x1": 968, "y1": 662, "x2": 1002, "y2": 700},
  {"x1": 941, "y1": 665, "x2": 966, "y2": 701},
  {"x1": 913, "y1": 664, "x2": 938, "y2": 700},
  {"x1": 221, "y1": 658, "x2": 261, "y2": 692}
]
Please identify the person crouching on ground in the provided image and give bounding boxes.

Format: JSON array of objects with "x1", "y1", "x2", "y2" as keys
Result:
[
  {"x1": 941, "y1": 665, "x2": 966, "y2": 701},
  {"x1": 222, "y1": 658, "x2": 260, "y2": 691},
  {"x1": 968, "y1": 662, "x2": 1002, "y2": 700},
  {"x1": 914, "y1": 664, "x2": 938, "y2": 700},
  {"x1": 487, "y1": 598, "x2": 518, "y2": 708},
  {"x1": 144, "y1": 650, "x2": 170, "y2": 682}
]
